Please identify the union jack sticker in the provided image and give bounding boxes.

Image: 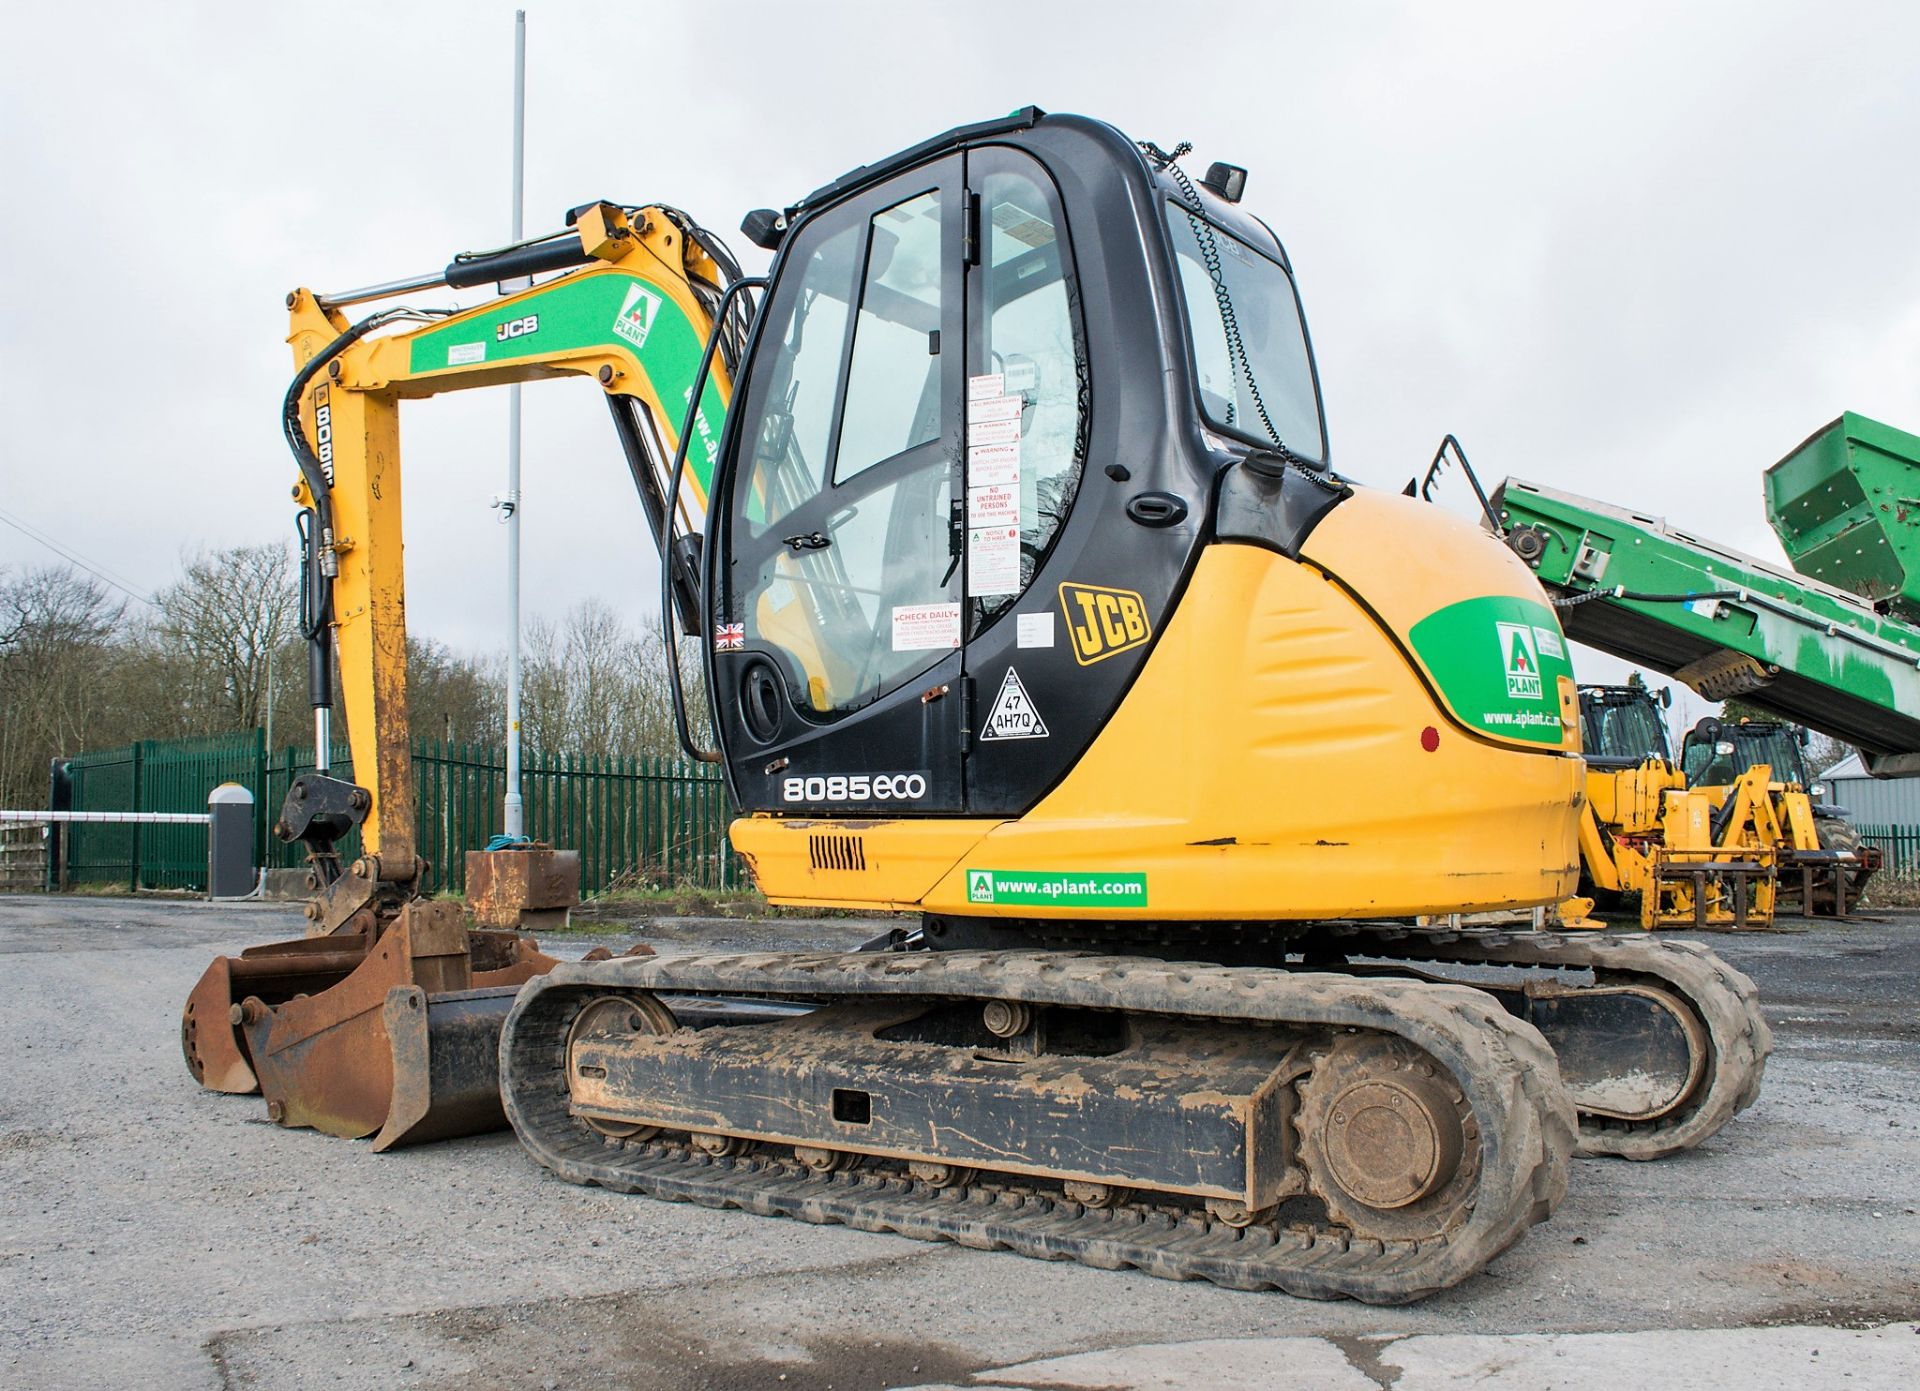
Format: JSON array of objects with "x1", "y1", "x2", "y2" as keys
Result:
[{"x1": 715, "y1": 622, "x2": 745, "y2": 653}]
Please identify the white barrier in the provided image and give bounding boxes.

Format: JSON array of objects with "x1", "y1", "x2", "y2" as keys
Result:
[{"x1": 0, "y1": 811, "x2": 212, "y2": 825}]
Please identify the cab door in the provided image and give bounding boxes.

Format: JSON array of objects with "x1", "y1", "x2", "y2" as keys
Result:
[{"x1": 715, "y1": 156, "x2": 968, "y2": 814}]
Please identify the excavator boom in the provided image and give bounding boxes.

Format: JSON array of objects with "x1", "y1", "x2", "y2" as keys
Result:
[{"x1": 182, "y1": 202, "x2": 744, "y2": 1147}]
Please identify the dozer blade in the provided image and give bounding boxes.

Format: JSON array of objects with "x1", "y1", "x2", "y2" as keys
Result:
[
  {"x1": 188, "y1": 899, "x2": 558, "y2": 1149},
  {"x1": 373, "y1": 983, "x2": 526, "y2": 1149}
]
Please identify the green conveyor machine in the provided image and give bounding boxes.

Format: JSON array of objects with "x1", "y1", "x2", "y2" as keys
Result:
[{"x1": 1490, "y1": 412, "x2": 1920, "y2": 776}]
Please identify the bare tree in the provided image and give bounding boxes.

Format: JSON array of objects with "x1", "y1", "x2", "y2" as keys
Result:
[
  {"x1": 408, "y1": 636, "x2": 504, "y2": 746},
  {"x1": 151, "y1": 543, "x2": 300, "y2": 734},
  {"x1": 1, "y1": 543, "x2": 692, "y2": 806},
  {"x1": 0, "y1": 566, "x2": 126, "y2": 804},
  {"x1": 522, "y1": 600, "x2": 680, "y2": 759}
]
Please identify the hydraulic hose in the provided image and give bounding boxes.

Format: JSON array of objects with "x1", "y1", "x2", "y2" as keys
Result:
[
  {"x1": 280, "y1": 306, "x2": 444, "y2": 721},
  {"x1": 1552, "y1": 585, "x2": 1920, "y2": 668},
  {"x1": 658, "y1": 274, "x2": 766, "y2": 764}
]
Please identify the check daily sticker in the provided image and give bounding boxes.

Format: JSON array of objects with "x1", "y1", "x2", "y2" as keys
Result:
[
  {"x1": 891, "y1": 602, "x2": 961, "y2": 651},
  {"x1": 968, "y1": 441, "x2": 1020, "y2": 487}
]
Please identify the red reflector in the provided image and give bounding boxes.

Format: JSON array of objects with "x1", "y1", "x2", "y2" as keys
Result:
[{"x1": 1420, "y1": 726, "x2": 1440, "y2": 752}]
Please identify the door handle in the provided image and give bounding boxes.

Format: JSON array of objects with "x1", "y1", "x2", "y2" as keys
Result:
[{"x1": 1126, "y1": 492, "x2": 1189, "y2": 528}]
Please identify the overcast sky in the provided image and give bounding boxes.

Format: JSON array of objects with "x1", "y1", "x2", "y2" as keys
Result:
[{"x1": 4, "y1": 1, "x2": 1918, "y2": 738}]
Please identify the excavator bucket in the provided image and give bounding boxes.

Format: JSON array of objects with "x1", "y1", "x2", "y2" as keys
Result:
[{"x1": 182, "y1": 899, "x2": 558, "y2": 1149}]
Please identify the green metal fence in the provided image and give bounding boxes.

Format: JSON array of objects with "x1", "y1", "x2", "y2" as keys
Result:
[
  {"x1": 62, "y1": 731, "x2": 743, "y2": 895},
  {"x1": 1857, "y1": 824, "x2": 1920, "y2": 877}
]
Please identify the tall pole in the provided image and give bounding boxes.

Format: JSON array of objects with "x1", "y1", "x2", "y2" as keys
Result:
[{"x1": 502, "y1": 9, "x2": 527, "y2": 839}]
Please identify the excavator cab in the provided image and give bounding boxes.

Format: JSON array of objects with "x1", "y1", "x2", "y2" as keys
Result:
[{"x1": 705, "y1": 117, "x2": 1335, "y2": 825}]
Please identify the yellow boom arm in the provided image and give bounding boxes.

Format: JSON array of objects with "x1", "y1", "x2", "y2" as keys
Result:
[{"x1": 283, "y1": 204, "x2": 733, "y2": 866}]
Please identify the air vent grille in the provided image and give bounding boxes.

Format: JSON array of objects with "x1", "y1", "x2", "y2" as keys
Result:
[{"x1": 808, "y1": 833, "x2": 867, "y2": 872}]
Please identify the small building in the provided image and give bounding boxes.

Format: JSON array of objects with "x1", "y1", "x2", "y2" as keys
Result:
[{"x1": 1823, "y1": 753, "x2": 1920, "y2": 828}]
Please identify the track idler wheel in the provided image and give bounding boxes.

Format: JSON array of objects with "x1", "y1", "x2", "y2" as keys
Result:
[
  {"x1": 566, "y1": 994, "x2": 675, "y2": 1141},
  {"x1": 1297, "y1": 1036, "x2": 1479, "y2": 1242}
]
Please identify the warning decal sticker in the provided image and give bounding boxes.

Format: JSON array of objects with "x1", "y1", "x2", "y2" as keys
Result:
[
  {"x1": 892, "y1": 602, "x2": 962, "y2": 652},
  {"x1": 980, "y1": 667, "x2": 1048, "y2": 741}
]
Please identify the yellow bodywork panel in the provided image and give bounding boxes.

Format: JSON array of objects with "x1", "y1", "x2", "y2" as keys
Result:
[
  {"x1": 730, "y1": 817, "x2": 1003, "y2": 913},
  {"x1": 742, "y1": 541, "x2": 1584, "y2": 919},
  {"x1": 1585, "y1": 759, "x2": 1680, "y2": 835},
  {"x1": 1299, "y1": 491, "x2": 1580, "y2": 756}
]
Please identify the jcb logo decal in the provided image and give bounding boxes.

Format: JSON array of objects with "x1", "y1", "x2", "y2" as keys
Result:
[{"x1": 1059, "y1": 583, "x2": 1151, "y2": 665}]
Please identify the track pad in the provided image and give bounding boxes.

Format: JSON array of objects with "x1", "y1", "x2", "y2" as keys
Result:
[{"x1": 1528, "y1": 985, "x2": 1707, "y2": 1122}]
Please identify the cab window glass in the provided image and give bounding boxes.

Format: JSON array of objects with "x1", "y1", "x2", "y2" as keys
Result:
[
  {"x1": 1165, "y1": 207, "x2": 1322, "y2": 461},
  {"x1": 836, "y1": 189, "x2": 943, "y2": 483},
  {"x1": 970, "y1": 162, "x2": 1086, "y2": 619},
  {"x1": 727, "y1": 177, "x2": 959, "y2": 718},
  {"x1": 737, "y1": 223, "x2": 860, "y2": 532}
]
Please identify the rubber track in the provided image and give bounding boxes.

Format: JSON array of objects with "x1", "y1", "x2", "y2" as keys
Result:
[
  {"x1": 1321, "y1": 926, "x2": 1772, "y2": 1160},
  {"x1": 500, "y1": 951, "x2": 1576, "y2": 1304}
]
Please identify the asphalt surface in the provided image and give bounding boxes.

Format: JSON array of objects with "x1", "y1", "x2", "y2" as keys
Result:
[{"x1": 1, "y1": 895, "x2": 1917, "y2": 1389}]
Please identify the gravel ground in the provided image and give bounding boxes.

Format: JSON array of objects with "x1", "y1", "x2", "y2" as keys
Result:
[{"x1": 1, "y1": 896, "x2": 1916, "y2": 1389}]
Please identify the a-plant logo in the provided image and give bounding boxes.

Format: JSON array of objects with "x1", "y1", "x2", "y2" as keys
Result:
[
  {"x1": 1496, "y1": 621, "x2": 1544, "y2": 700},
  {"x1": 613, "y1": 283, "x2": 662, "y2": 349},
  {"x1": 968, "y1": 870, "x2": 995, "y2": 902},
  {"x1": 1058, "y1": 582, "x2": 1151, "y2": 665}
]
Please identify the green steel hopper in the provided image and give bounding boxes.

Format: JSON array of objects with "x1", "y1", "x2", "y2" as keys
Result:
[
  {"x1": 1766, "y1": 412, "x2": 1920, "y2": 623},
  {"x1": 1491, "y1": 414, "x2": 1920, "y2": 776}
]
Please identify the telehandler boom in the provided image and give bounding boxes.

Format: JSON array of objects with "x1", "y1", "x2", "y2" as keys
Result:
[{"x1": 187, "y1": 109, "x2": 1770, "y2": 1302}]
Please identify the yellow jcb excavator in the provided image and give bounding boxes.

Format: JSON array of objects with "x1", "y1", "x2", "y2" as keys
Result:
[{"x1": 182, "y1": 109, "x2": 1769, "y2": 1302}]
